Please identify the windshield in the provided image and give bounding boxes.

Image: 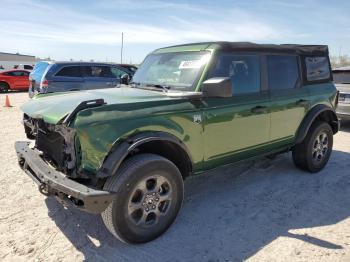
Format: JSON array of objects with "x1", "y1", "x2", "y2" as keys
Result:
[
  {"x1": 132, "y1": 51, "x2": 210, "y2": 91},
  {"x1": 333, "y1": 71, "x2": 350, "y2": 84}
]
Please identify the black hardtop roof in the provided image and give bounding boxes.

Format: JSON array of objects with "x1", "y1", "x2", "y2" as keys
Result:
[{"x1": 165, "y1": 41, "x2": 329, "y2": 56}]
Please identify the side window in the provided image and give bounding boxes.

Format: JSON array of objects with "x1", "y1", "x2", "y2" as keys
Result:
[
  {"x1": 267, "y1": 55, "x2": 299, "y2": 90},
  {"x1": 305, "y1": 57, "x2": 330, "y2": 82},
  {"x1": 83, "y1": 66, "x2": 113, "y2": 78},
  {"x1": 24, "y1": 65, "x2": 33, "y2": 70},
  {"x1": 110, "y1": 67, "x2": 126, "y2": 78},
  {"x1": 22, "y1": 71, "x2": 30, "y2": 76},
  {"x1": 56, "y1": 66, "x2": 82, "y2": 77},
  {"x1": 209, "y1": 54, "x2": 261, "y2": 95},
  {"x1": 6, "y1": 71, "x2": 24, "y2": 76}
]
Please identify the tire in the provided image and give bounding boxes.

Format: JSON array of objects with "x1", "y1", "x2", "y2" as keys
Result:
[
  {"x1": 292, "y1": 121, "x2": 333, "y2": 173},
  {"x1": 0, "y1": 82, "x2": 9, "y2": 93},
  {"x1": 101, "y1": 153, "x2": 184, "y2": 244}
]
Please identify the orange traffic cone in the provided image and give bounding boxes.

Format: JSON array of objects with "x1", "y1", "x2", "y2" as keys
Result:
[{"x1": 4, "y1": 95, "x2": 12, "y2": 107}]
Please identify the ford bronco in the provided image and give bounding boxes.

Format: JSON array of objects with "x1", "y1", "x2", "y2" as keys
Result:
[{"x1": 15, "y1": 42, "x2": 339, "y2": 243}]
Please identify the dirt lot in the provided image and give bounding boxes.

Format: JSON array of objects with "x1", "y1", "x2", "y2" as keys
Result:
[{"x1": 1, "y1": 92, "x2": 350, "y2": 262}]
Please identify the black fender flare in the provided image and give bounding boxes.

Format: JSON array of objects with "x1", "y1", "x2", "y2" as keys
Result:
[
  {"x1": 295, "y1": 104, "x2": 339, "y2": 144},
  {"x1": 97, "y1": 131, "x2": 193, "y2": 178}
]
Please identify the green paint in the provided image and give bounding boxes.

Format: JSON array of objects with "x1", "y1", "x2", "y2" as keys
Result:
[{"x1": 21, "y1": 42, "x2": 338, "y2": 177}]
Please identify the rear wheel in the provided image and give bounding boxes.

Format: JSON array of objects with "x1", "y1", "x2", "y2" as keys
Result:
[
  {"x1": 101, "y1": 154, "x2": 184, "y2": 243},
  {"x1": 0, "y1": 82, "x2": 9, "y2": 93},
  {"x1": 292, "y1": 121, "x2": 333, "y2": 173}
]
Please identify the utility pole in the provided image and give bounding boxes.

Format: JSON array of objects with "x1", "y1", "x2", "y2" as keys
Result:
[{"x1": 121, "y1": 32, "x2": 124, "y2": 64}]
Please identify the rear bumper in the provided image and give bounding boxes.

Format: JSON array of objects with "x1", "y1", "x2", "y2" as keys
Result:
[{"x1": 15, "y1": 141, "x2": 115, "y2": 214}]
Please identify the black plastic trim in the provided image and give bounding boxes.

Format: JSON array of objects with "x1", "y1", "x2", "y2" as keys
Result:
[
  {"x1": 295, "y1": 105, "x2": 339, "y2": 144},
  {"x1": 15, "y1": 141, "x2": 115, "y2": 214},
  {"x1": 97, "y1": 132, "x2": 193, "y2": 178}
]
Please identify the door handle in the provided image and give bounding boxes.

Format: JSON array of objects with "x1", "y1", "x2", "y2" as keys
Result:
[
  {"x1": 295, "y1": 99, "x2": 309, "y2": 106},
  {"x1": 251, "y1": 106, "x2": 268, "y2": 114}
]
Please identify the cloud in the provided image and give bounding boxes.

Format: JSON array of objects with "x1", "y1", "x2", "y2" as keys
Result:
[{"x1": 0, "y1": 0, "x2": 282, "y2": 47}]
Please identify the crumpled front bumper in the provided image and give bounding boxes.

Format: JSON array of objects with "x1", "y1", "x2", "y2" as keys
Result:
[{"x1": 15, "y1": 141, "x2": 115, "y2": 214}]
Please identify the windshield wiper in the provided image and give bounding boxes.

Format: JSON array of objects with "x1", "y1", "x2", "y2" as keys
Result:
[
  {"x1": 145, "y1": 84, "x2": 171, "y2": 92},
  {"x1": 130, "y1": 82, "x2": 171, "y2": 92}
]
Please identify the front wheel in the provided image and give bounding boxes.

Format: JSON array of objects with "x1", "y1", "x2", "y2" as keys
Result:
[
  {"x1": 292, "y1": 121, "x2": 333, "y2": 173},
  {"x1": 101, "y1": 154, "x2": 184, "y2": 244}
]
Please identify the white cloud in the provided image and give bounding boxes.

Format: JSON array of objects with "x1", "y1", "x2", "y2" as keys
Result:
[{"x1": 0, "y1": 0, "x2": 283, "y2": 45}]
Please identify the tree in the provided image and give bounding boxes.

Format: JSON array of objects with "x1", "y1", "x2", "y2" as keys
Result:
[{"x1": 330, "y1": 55, "x2": 350, "y2": 68}]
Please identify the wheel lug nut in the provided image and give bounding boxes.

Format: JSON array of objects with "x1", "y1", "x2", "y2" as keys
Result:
[
  {"x1": 152, "y1": 205, "x2": 156, "y2": 209},
  {"x1": 155, "y1": 198, "x2": 159, "y2": 201},
  {"x1": 152, "y1": 193, "x2": 156, "y2": 196}
]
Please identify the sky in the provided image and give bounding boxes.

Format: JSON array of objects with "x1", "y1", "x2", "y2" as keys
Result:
[{"x1": 0, "y1": 0, "x2": 349, "y2": 64}]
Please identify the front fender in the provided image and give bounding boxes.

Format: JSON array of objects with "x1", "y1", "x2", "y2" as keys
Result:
[{"x1": 96, "y1": 131, "x2": 193, "y2": 178}]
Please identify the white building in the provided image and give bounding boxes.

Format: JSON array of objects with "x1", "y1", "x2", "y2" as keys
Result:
[{"x1": 0, "y1": 52, "x2": 36, "y2": 71}]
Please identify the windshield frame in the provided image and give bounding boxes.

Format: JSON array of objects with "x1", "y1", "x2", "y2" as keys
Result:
[{"x1": 132, "y1": 50, "x2": 212, "y2": 92}]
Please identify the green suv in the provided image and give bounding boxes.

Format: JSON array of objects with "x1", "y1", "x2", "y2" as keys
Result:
[{"x1": 15, "y1": 42, "x2": 339, "y2": 243}]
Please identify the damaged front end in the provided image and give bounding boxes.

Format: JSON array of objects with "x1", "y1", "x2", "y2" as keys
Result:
[
  {"x1": 23, "y1": 99, "x2": 105, "y2": 178},
  {"x1": 24, "y1": 118, "x2": 78, "y2": 177},
  {"x1": 16, "y1": 99, "x2": 113, "y2": 214}
]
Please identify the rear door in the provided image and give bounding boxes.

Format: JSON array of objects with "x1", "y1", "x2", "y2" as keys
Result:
[
  {"x1": 267, "y1": 54, "x2": 310, "y2": 146},
  {"x1": 82, "y1": 65, "x2": 119, "y2": 90},
  {"x1": 50, "y1": 65, "x2": 84, "y2": 92},
  {"x1": 202, "y1": 53, "x2": 271, "y2": 169}
]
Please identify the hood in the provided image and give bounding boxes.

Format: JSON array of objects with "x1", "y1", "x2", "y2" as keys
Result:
[{"x1": 22, "y1": 87, "x2": 172, "y2": 124}]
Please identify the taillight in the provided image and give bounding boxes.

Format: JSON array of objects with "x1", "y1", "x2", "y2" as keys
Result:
[{"x1": 40, "y1": 79, "x2": 49, "y2": 92}]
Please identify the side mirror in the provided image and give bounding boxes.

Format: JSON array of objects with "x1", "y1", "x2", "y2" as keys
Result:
[
  {"x1": 121, "y1": 74, "x2": 130, "y2": 85},
  {"x1": 201, "y1": 77, "x2": 232, "y2": 98}
]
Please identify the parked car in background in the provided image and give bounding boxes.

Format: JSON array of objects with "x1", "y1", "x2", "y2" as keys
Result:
[
  {"x1": 16, "y1": 42, "x2": 339, "y2": 244},
  {"x1": 0, "y1": 62, "x2": 34, "y2": 72},
  {"x1": 13, "y1": 64, "x2": 34, "y2": 71},
  {"x1": 333, "y1": 67, "x2": 350, "y2": 121},
  {"x1": 0, "y1": 69, "x2": 30, "y2": 92},
  {"x1": 29, "y1": 62, "x2": 132, "y2": 97}
]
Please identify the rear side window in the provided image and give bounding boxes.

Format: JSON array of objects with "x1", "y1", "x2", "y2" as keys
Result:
[
  {"x1": 56, "y1": 66, "x2": 82, "y2": 77},
  {"x1": 305, "y1": 57, "x2": 330, "y2": 82},
  {"x1": 267, "y1": 55, "x2": 299, "y2": 90},
  {"x1": 83, "y1": 66, "x2": 113, "y2": 78},
  {"x1": 209, "y1": 54, "x2": 261, "y2": 95}
]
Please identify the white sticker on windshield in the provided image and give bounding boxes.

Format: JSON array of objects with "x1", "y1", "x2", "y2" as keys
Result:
[{"x1": 179, "y1": 60, "x2": 202, "y2": 69}]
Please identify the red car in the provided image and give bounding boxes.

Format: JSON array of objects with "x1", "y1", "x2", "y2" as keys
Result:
[{"x1": 0, "y1": 70, "x2": 30, "y2": 92}]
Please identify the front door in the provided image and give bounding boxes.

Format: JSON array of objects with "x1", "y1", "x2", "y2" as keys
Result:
[
  {"x1": 202, "y1": 53, "x2": 271, "y2": 169},
  {"x1": 82, "y1": 65, "x2": 119, "y2": 90}
]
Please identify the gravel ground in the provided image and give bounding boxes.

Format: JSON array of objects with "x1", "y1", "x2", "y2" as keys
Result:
[{"x1": 1, "y1": 92, "x2": 350, "y2": 262}]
